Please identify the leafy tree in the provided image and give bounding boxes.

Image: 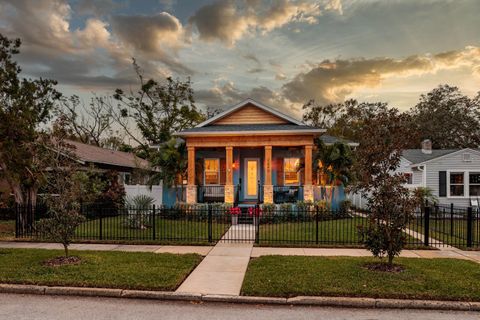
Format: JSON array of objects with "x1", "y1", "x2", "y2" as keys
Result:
[
  {"x1": 0, "y1": 34, "x2": 61, "y2": 207},
  {"x1": 314, "y1": 140, "x2": 354, "y2": 204},
  {"x1": 36, "y1": 123, "x2": 99, "y2": 258},
  {"x1": 111, "y1": 60, "x2": 205, "y2": 154},
  {"x1": 149, "y1": 139, "x2": 187, "y2": 202},
  {"x1": 352, "y1": 106, "x2": 418, "y2": 267},
  {"x1": 408, "y1": 85, "x2": 480, "y2": 148}
]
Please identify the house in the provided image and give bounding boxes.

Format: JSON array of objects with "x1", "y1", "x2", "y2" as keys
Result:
[
  {"x1": 397, "y1": 140, "x2": 480, "y2": 207},
  {"x1": 64, "y1": 140, "x2": 162, "y2": 205},
  {"x1": 169, "y1": 98, "x2": 353, "y2": 207}
]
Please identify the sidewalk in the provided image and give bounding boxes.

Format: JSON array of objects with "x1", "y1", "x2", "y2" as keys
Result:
[{"x1": 176, "y1": 225, "x2": 255, "y2": 295}]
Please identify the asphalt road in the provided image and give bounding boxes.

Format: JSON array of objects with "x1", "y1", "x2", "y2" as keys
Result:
[{"x1": 0, "y1": 294, "x2": 478, "y2": 320}]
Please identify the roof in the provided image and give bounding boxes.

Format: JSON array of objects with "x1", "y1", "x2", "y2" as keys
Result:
[
  {"x1": 67, "y1": 140, "x2": 149, "y2": 169},
  {"x1": 319, "y1": 134, "x2": 359, "y2": 147},
  {"x1": 401, "y1": 149, "x2": 461, "y2": 164},
  {"x1": 176, "y1": 124, "x2": 324, "y2": 136},
  {"x1": 196, "y1": 98, "x2": 303, "y2": 127}
]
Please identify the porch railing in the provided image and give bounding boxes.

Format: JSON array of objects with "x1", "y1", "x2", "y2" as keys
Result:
[
  {"x1": 273, "y1": 186, "x2": 303, "y2": 204},
  {"x1": 197, "y1": 185, "x2": 225, "y2": 203}
]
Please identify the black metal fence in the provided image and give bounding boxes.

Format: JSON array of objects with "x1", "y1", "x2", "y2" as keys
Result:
[{"x1": 12, "y1": 203, "x2": 480, "y2": 249}]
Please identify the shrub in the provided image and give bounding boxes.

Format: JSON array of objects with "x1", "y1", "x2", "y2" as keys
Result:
[{"x1": 123, "y1": 195, "x2": 155, "y2": 229}]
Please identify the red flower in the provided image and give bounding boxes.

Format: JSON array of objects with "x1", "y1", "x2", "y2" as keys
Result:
[
  {"x1": 229, "y1": 207, "x2": 241, "y2": 215},
  {"x1": 248, "y1": 207, "x2": 262, "y2": 217}
]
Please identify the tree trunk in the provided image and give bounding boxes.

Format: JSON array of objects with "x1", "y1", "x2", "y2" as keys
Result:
[
  {"x1": 63, "y1": 243, "x2": 69, "y2": 257},
  {"x1": 388, "y1": 253, "x2": 394, "y2": 266}
]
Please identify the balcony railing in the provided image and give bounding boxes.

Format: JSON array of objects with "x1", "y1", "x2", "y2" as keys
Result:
[
  {"x1": 197, "y1": 185, "x2": 225, "y2": 203},
  {"x1": 273, "y1": 186, "x2": 302, "y2": 204}
]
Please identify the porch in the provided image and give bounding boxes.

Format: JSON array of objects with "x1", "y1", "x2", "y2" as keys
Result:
[{"x1": 185, "y1": 144, "x2": 315, "y2": 205}]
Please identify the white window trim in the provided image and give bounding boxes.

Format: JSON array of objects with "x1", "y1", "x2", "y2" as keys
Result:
[
  {"x1": 446, "y1": 170, "x2": 480, "y2": 199},
  {"x1": 403, "y1": 172, "x2": 414, "y2": 185},
  {"x1": 284, "y1": 157, "x2": 300, "y2": 186},
  {"x1": 204, "y1": 158, "x2": 220, "y2": 185}
]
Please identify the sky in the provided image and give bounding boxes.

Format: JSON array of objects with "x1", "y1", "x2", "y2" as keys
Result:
[{"x1": 1, "y1": 0, "x2": 479, "y2": 119}]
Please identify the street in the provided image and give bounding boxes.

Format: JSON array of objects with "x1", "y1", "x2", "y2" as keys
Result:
[{"x1": 0, "y1": 294, "x2": 478, "y2": 320}]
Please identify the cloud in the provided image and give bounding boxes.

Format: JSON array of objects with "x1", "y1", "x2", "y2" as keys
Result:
[
  {"x1": 188, "y1": 0, "x2": 339, "y2": 46},
  {"x1": 75, "y1": 0, "x2": 126, "y2": 17},
  {"x1": 282, "y1": 46, "x2": 480, "y2": 104},
  {"x1": 275, "y1": 72, "x2": 287, "y2": 80}
]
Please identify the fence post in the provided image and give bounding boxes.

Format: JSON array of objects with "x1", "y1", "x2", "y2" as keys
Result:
[
  {"x1": 467, "y1": 207, "x2": 473, "y2": 248},
  {"x1": 152, "y1": 204, "x2": 156, "y2": 241},
  {"x1": 208, "y1": 205, "x2": 212, "y2": 243},
  {"x1": 99, "y1": 207, "x2": 103, "y2": 241},
  {"x1": 255, "y1": 204, "x2": 260, "y2": 244},
  {"x1": 424, "y1": 206, "x2": 430, "y2": 247},
  {"x1": 450, "y1": 203, "x2": 454, "y2": 237},
  {"x1": 315, "y1": 205, "x2": 319, "y2": 245}
]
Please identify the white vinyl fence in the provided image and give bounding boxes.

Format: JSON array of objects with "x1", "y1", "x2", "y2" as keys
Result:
[{"x1": 124, "y1": 185, "x2": 163, "y2": 206}]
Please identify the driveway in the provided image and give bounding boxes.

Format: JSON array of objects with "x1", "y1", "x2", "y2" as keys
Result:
[{"x1": 0, "y1": 294, "x2": 478, "y2": 320}]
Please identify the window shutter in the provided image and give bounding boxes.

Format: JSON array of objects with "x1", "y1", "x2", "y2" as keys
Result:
[
  {"x1": 220, "y1": 158, "x2": 226, "y2": 185},
  {"x1": 276, "y1": 158, "x2": 284, "y2": 186},
  {"x1": 439, "y1": 171, "x2": 447, "y2": 197}
]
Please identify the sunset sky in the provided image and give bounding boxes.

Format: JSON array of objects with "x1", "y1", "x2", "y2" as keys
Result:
[{"x1": 1, "y1": 0, "x2": 479, "y2": 117}]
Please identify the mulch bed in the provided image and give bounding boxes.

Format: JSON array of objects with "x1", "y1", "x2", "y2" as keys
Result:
[
  {"x1": 363, "y1": 262, "x2": 405, "y2": 273},
  {"x1": 43, "y1": 256, "x2": 82, "y2": 267}
]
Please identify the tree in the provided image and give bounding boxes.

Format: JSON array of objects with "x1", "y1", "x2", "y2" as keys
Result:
[
  {"x1": 148, "y1": 139, "x2": 187, "y2": 202},
  {"x1": 111, "y1": 60, "x2": 205, "y2": 155},
  {"x1": 408, "y1": 85, "x2": 480, "y2": 149},
  {"x1": 314, "y1": 140, "x2": 354, "y2": 204},
  {"x1": 352, "y1": 106, "x2": 418, "y2": 267},
  {"x1": 58, "y1": 95, "x2": 116, "y2": 147},
  {"x1": 36, "y1": 122, "x2": 98, "y2": 258},
  {"x1": 0, "y1": 34, "x2": 61, "y2": 207}
]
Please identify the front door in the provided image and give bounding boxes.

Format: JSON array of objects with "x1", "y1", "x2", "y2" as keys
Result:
[{"x1": 244, "y1": 158, "x2": 259, "y2": 200}]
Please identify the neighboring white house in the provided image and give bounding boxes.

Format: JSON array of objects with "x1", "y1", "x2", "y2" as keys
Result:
[{"x1": 349, "y1": 140, "x2": 480, "y2": 208}]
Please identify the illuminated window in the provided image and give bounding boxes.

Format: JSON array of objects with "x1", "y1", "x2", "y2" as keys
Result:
[
  {"x1": 284, "y1": 158, "x2": 300, "y2": 185},
  {"x1": 204, "y1": 159, "x2": 220, "y2": 185},
  {"x1": 404, "y1": 173, "x2": 413, "y2": 185}
]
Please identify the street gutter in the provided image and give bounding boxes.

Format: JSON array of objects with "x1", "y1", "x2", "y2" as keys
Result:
[{"x1": 0, "y1": 284, "x2": 478, "y2": 311}]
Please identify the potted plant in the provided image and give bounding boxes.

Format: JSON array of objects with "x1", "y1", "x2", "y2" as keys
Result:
[{"x1": 229, "y1": 207, "x2": 241, "y2": 225}]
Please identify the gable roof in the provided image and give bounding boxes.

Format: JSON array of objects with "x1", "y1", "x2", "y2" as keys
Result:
[
  {"x1": 67, "y1": 140, "x2": 149, "y2": 169},
  {"x1": 196, "y1": 98, "x2": 304, "y2": 127},
  {"x1": 401, "y1": 148, "x2": 480, "y2": 165}
]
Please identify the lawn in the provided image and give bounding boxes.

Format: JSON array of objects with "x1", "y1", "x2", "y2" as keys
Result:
[
  {"x1": 0, "y1": 248, "x2": 202, "y2": 291},
  {"x1": 74, "y1": 216, "x2": 229, "y2": 243},
  {"x1": 242, "y1": 256, "x2": 480, "y2": 301},
  {"x1": 0, "y1": 220, "x2": 15, "y2": 240},
  {"x1": 258, "y1": 217, "x2": 423, "y2": 247}
]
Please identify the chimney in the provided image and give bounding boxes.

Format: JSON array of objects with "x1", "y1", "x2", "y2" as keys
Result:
[{"x1": 421, "y1": 139, "x2": 432, "y2": 154}]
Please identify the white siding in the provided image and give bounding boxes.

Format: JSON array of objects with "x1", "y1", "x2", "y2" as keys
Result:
[
  {"x1": 124, "y1": 185, "x2": 163, "y2": 206},
  {"x1": 425, "y1": 150, "x2": 480, "y2": 206}
]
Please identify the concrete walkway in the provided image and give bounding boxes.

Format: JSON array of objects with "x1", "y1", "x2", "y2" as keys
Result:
[{"x1": 176, "y1": 225, "x2": 255, "y2": 295}]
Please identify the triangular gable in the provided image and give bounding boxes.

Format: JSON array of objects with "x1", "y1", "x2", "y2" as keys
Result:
[{"x1": 197, "y1": 98, "x2": 303, "y2": 127}]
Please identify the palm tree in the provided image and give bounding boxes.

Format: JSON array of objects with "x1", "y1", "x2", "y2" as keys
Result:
[
  {"x1": 149, "y1": 138, "x2": 187, "y2": 202},
  {"x1": 314, "y1": 140, "x2": 354, "y2": 205}
]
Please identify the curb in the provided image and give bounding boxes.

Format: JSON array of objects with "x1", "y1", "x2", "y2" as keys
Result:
[{"x1": 0, "y1": 284, "x2": 478, "y2": 311}]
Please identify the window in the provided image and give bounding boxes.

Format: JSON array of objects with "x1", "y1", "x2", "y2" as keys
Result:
[
  {"x1": 469, "y1": 173, "x2": 480, "y2": 196},
  {"x1": 284, "y1": 158, "x2": 300, "y2": 185},
  {"x1": 449, "y1": 172, "x2": 464, "y2": 197},
  {"x1": 404, "y1": 173, "x2": 413, "y2": 185},
  {"x1": 463, "y1": 153, "x2": 472, "y2": 162},
  {"x1": 204, "y1": 159, "x2": 220, "y2": 185}
]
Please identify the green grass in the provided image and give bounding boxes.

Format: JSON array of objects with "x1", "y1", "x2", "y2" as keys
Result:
[
  {"x1": 73, "y1": 217, "x2": 229, "y2": 243},
  {"x1": 0, "y1": 220, "x2": 15, "y2": 240},
  {"x1": 0, "y1": 248, "x2": 202, "y2": 291},
  {"x1": 258, "y1": 217, "x2": 423, "y2": 247},
  {"x1": 242, "y1": 256, "x2": 480, "y2": 301}
]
